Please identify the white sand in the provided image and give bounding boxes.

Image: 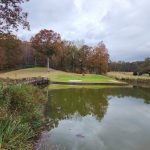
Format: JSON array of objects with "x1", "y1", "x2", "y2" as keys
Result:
[{"x1": 69, "y1": 80, "x2": 82, "y2": 82}]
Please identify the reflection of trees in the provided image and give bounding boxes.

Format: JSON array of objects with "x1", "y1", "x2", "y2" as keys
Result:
[
  {"x1": 45, "y1": 88, "x2": 108, "y2": 128},
  {"x1": 106, "y1": 87, "x2": 150, "y2": 104},
  {"x1": 45, "y1": 87, "x2": 150, "y2": 128}
]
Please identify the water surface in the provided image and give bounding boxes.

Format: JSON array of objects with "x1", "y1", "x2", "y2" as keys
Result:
[{"x1": 37, "y1": 87, "x2": 150, "y2": 150}]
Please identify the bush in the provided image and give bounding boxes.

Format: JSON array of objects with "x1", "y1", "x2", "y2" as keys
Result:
[
  {"x1": 3, "y1": 85, "x2": 45, "y2": 122},
  {"x1": 0, "y1": 84, "x2": 46, "y2": 149},
  {"x1": 133, "y1": 72, "x2": 138, "y2": 76}
]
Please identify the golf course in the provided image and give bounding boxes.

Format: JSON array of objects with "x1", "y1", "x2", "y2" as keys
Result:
[{"x1": 0, "y1": 67, "x2": 123, "y2": 84}]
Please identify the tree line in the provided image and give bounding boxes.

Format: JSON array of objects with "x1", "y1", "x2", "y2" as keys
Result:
[
  {"x1": 0, "y1": 1, "x2": 109, "y2": 74},
  {"x1": 2, "y1": 1, "x2": 149, "y2": 75},
  {"x1": 109, "y1": 58, "x2": 150, "y2": 74},
  {"x1": 0, "y1": 30, "x2": 109, "y2": 74}
]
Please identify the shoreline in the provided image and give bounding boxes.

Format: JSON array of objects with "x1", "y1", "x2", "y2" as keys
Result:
[{"x1": 50, "y1": 81, "x2": 128, "y2": 86}]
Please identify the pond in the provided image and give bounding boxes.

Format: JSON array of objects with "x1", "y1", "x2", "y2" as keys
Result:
[{"x1": 37, "y1": 86, "x2": 150, "y2": 150}]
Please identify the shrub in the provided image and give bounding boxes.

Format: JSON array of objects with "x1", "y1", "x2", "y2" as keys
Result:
[
  {"x1": 0, "y1": 84, "x2": 46, "y2": 149},
  {"x1": 2, "y1": 85, "x2": 46, "y2": 123},
  {"x1": 133, "y1": 72, "x2": 138, "y2": 76}
]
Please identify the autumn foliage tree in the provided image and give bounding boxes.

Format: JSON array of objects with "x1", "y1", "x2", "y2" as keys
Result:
[
  {"x1": 0, "y1": 0, "x2": 31, "y2": 70},
  {"x1": 0, "y1": 0, "x2": 30, "y2": 33},
  {"x1": 0, "y1": 28, "x2": 110, "y2": 74},
  {"x1": 78, "y1": 45, "x2": 91, "y2": 74},
  {"x1": 31, "y1": 29, "x2": 61, "y2": 71},
  {"x1": 20, "y1": 41, "x2": 36, "y2": 66},
  {"x1": 93, "y1": 42, "x2": 109, "y2": 74},
  {"x1": 0, "y1": 33, "x2": 22, "y2": 69},
  {"x1": 51, "y1": 41, "x2": 66, "y2": 70},
  {"x1": 64, "y1": 41, "x2": 78, "y2": 72},
  {"x1": 49, "y1": 40, "x2": 109, "y2": 74},
  {"x1": 109, "y1": 58, "x2": 150, "y2": 74},
  {"x1": 0, "y1": 46, "x2": 6, "y2": 69}
]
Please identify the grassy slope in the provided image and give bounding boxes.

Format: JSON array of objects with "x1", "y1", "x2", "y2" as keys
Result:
[
  {"x1": 107, "y1": 72, "x2": 150, "y2": 80},
  {"x1": 0, "y1": 67, "x2": 122, "y2": 83},
  {"x1": 107, "y1": 72, "x2": 150, "y2": 86}
]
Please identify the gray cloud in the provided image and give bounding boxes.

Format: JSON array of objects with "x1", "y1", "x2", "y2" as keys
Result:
[{"x1": 17, "y1": 0, "x2": 150, "y2": 61}]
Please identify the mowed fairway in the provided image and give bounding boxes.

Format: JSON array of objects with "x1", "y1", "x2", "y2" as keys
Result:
[{"x1": 0, "y1": 67, "x2": 121, "y2": 83}]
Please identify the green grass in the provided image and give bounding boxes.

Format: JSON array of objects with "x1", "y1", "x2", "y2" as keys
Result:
[
  {"x1": 0, "y1": 67, "x2": 123, "y2": 84},
  {"x1": 0, "y1": 117, "x2": 34, "y2": 150},
  {"x1": 54, "y1": 74, "x2": 115, "y2": 83},
  {"x1": 0, "y1": 84, "x2": 46, "y2": 150}
]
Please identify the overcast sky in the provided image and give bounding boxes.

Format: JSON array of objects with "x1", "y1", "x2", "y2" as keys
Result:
[{"x1": 17, "y1": 0, "x2": 150, "y2": 61}]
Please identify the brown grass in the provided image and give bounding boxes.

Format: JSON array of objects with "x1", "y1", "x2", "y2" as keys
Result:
[{"x1": 107, "y1": 72, "x2": 150, "y2": 85}]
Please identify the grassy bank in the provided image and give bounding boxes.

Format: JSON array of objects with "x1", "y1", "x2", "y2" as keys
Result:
[
  {"x1": 0, "y1": 84, "x2": 46, "y2": 150},
  {"x1": 107, "y1": 72, "x2": 150, "y2": 85},
  {"x1": 0, "y1": 67, "x2": 123, "y2": 84}
]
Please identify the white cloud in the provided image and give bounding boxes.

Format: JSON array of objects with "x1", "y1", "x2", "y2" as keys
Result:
[{"x1": 17, "y1": 0, "x2": 150, "y2": 61}]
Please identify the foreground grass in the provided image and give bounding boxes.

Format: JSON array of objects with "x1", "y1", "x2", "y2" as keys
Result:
[
  {"x1": 0, "y1": 84, "x2": 46, "y2": 150},
  {"x1": 107, "y1": 72, "x2": 150, "y2": 85},
  {"x1": 0, "y1": 67, "x2": 121, "y2": 84}
]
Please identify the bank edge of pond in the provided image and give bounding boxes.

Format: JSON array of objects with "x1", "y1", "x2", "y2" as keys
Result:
[
  {"x1": 48, "y1": 84, "x2": 134, "y2": 91},
  {"x1": 50, "y1": 81, "x2": 128, "y2": 86}
]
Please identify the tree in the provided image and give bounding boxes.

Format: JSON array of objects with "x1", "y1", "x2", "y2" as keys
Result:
[
  {"x1": 109, "y1": 58, "x2": 150, "y2": 74},
  {"x1": 0, "y1": 33, "x2": 22, "y2": 69},
  {"x1": 31, "y1": 29, "x2": 61, "y2": 71},
  {"x1": 78, "y1": 45, "x2": 91, "y2": 74},
  {"x1": 93, "y1": 42, "x2": 109, "y2": 74},
  {"x1": 0, "y1": 46, "x2": 6, "y2": 69},
  {"x1": 20, "y1": 41, "x2": 35, "y2": 66},
  {"x1": 65, "y1": 41, "x2": 78, "y2": 72},
  {"x1": 0, "y1": 0, "x2": 30, "y2": 33},
  {"x1": 51, "y1": 41, "x2": 66, "y2": 70}
]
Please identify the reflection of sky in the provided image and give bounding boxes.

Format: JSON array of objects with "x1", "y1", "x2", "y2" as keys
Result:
[{"x1": 37, "y1": 97, "x2": 150, "y2": 150}]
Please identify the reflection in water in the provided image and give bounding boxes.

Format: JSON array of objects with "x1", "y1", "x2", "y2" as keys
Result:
[
  {"x1": 45, "y1": 88, "x2": 108, "y2": 128},
  {"x1": 37, "y1": 87, "x2": 150, "y2": 150}
]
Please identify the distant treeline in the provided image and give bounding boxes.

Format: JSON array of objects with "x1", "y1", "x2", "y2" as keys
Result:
[
  {"x1": 0, "y1": 31, "x2": 109, "y2": 74},
  {"x1": 109, "y1": 58, "x2": 150, "y2": 74}
]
